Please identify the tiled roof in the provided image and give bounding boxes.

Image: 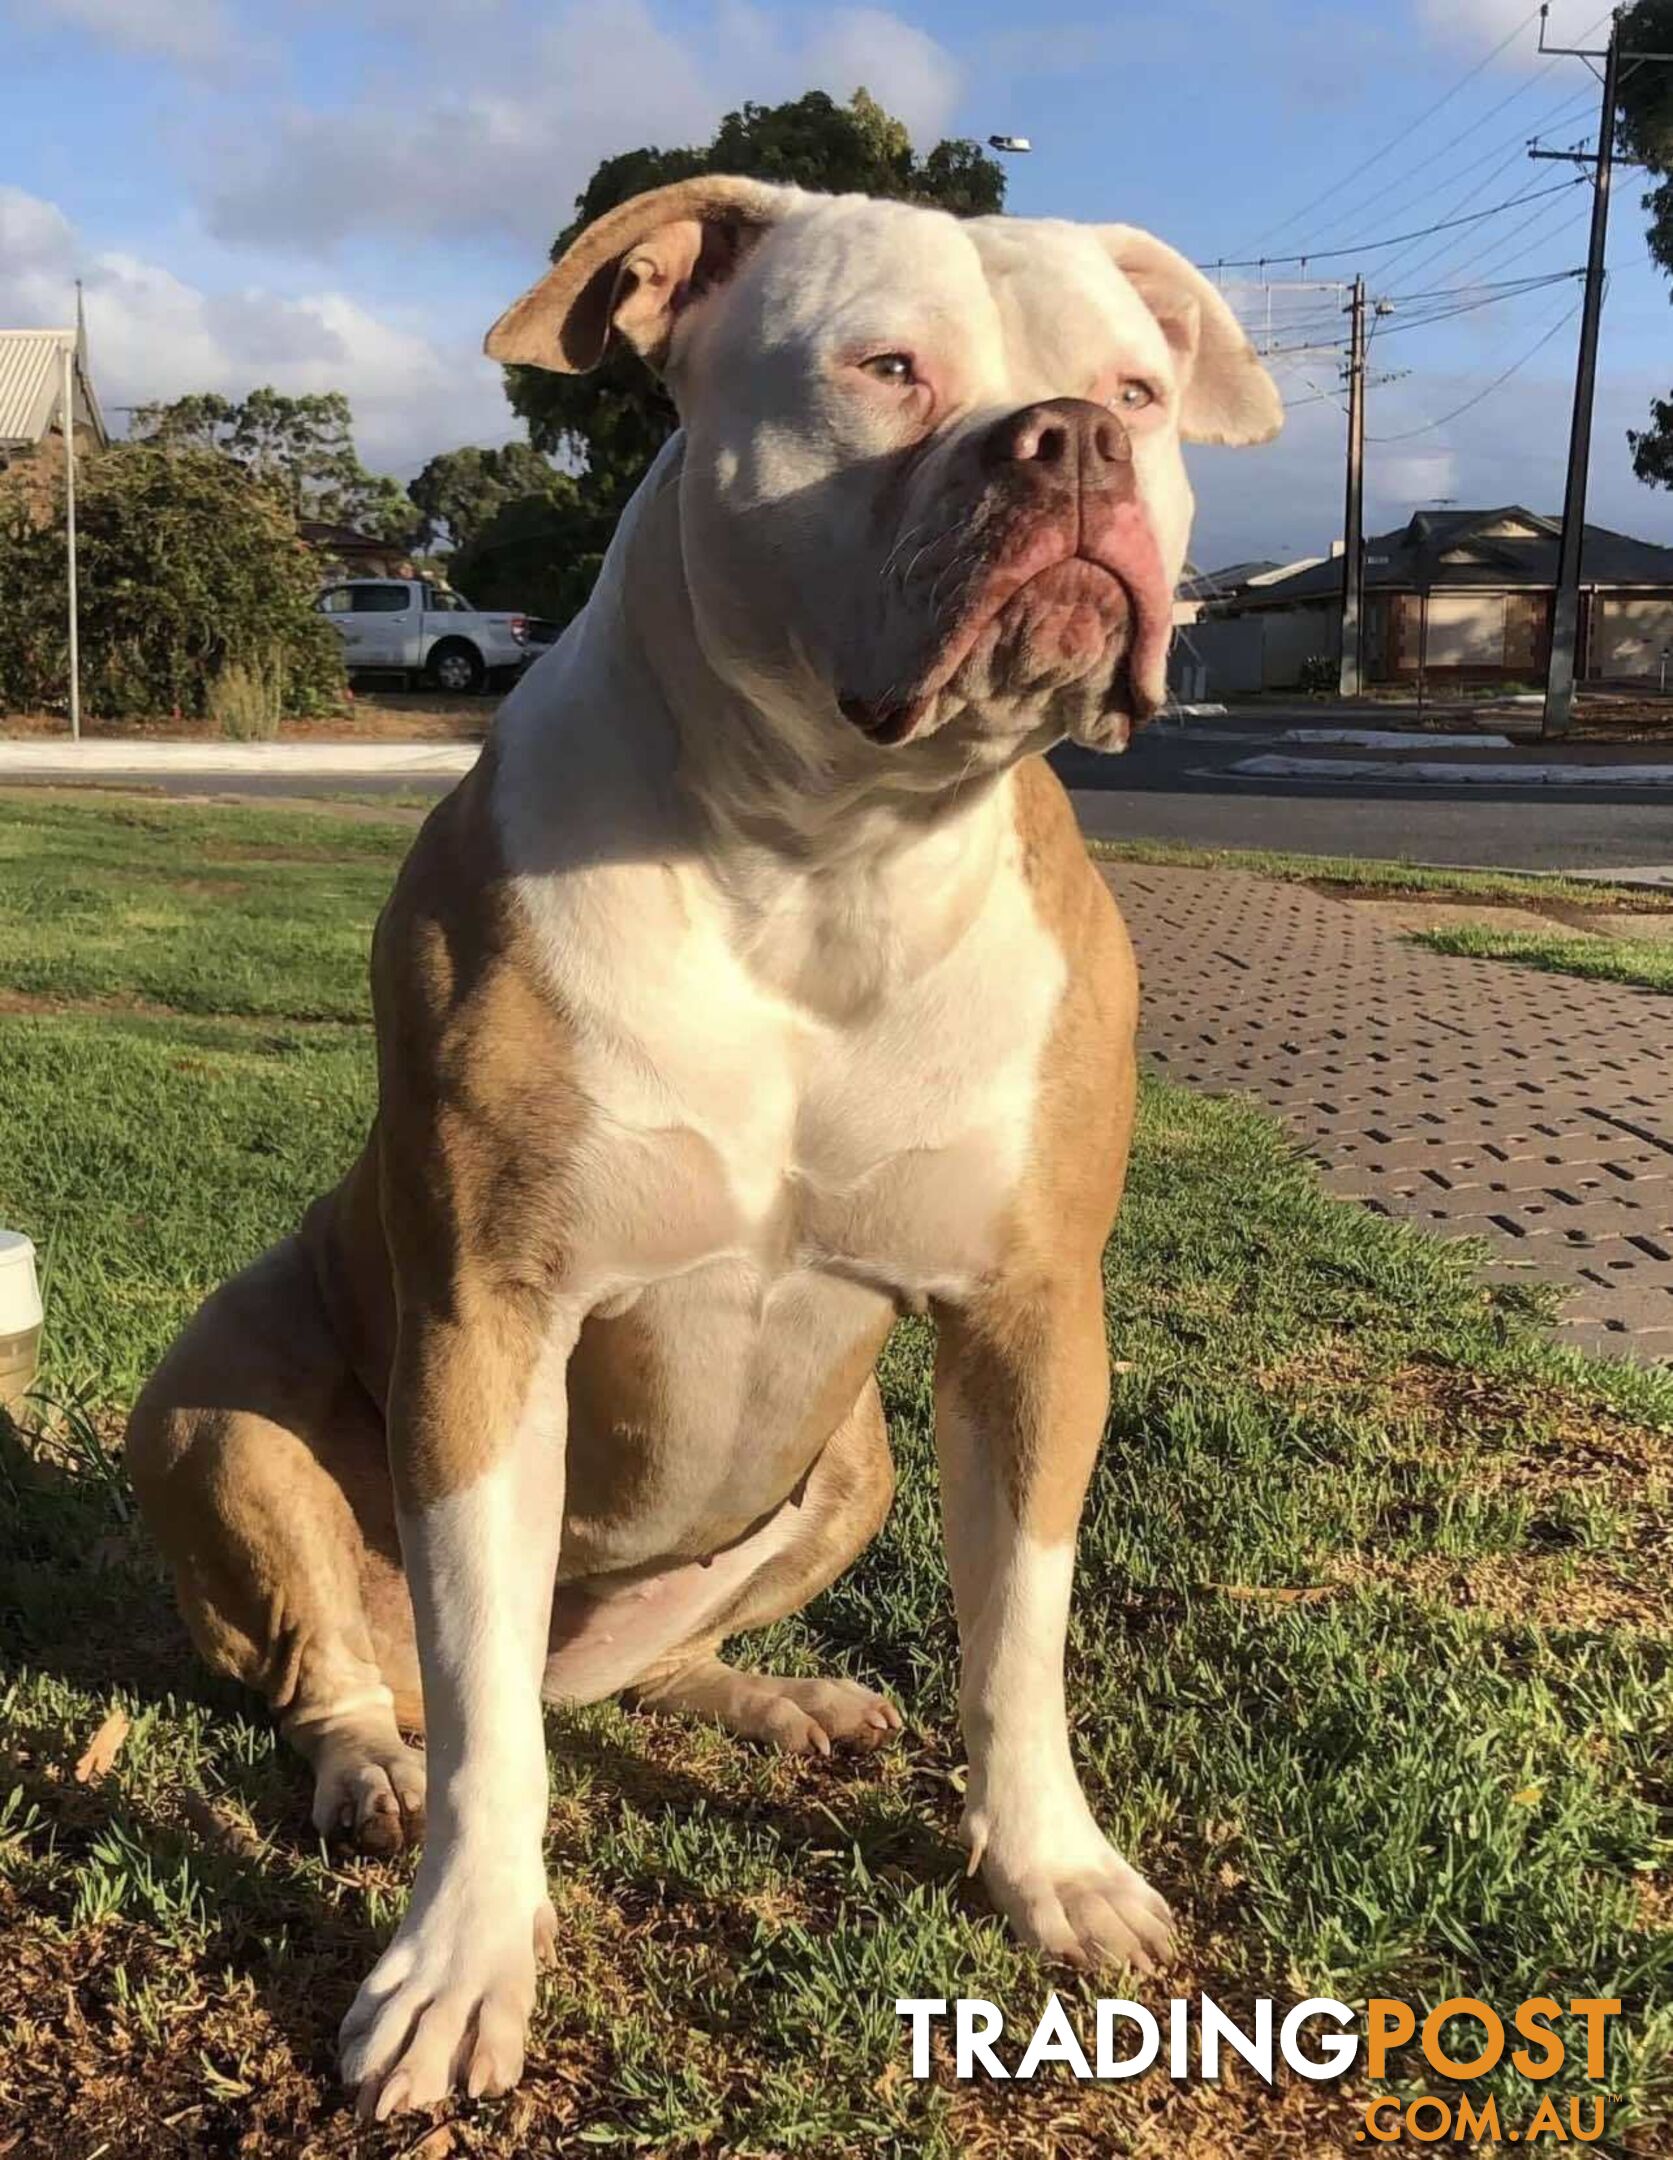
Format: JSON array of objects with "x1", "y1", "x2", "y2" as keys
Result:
[{"x1": 1227, "y1": 506, "x2": 1673, "y2": 603}]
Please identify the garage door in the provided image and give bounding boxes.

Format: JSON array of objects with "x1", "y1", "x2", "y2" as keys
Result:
[{"x1": 1424, "y1": 592, "x2": 1507, "y2": 667}]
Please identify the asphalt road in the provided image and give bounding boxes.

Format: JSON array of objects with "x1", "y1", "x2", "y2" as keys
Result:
[
  {"x1": 9, "y1": 704, "x2": 1672, "y2": 871},
  {"x1": 1054, "y1": 713, "x2": 1673, "y2": 872}
]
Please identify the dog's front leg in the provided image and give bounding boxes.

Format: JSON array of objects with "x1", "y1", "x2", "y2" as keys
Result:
[
  {"x1": 933, "y1": 1270, "x2": 1173, "y2": 1972},
  {"x1": 340, "y1": 1313, "x2": 571, "y2": 2120}
]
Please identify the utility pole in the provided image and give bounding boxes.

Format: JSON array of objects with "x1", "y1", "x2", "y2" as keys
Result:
[
  {"x1": 1528, "y1": 7, "x2": 1673, "y2": 734},
  {"x1": 1338, "y1": 274, "x2": 1368, "y2": 698},
  {"x1": 61, "y1": 333, "x2": 80, "y2": 745},
  {"x1": 1529, "y1": 8, "x2": 1627, "y2": 737}
]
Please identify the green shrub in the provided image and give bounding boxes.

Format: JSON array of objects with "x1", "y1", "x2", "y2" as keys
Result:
[
  {"x1": 0, "y1": 445, "x2": 345, "y2": 723},
  {"x1": 1297, "y1": 653, "x2": 1338, "y2": 695},
  {"x1": 207, "y1": 651, "x2": 285, "y2": 740}
]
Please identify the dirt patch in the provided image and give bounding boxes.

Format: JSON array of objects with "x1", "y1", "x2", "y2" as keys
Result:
[
  {"x1": 2, "y1": 688, "x2": 491, "y2": 746},
  {"x1": 1351, "y1": 897, "x2": 1577, "y2": 940},
  {"x1": 0, "y1": 986, "x2": 364, "y2": 1030},
  {"x1": 0, "y1": 785, "x2": 429, "y2": 829},
  {"x1": 1327, "y1": 1547, "x2": 1673, "y2": 1631},
  {"x1": 1316, "y1": 887, "x2": 1673, "y2": 943}
]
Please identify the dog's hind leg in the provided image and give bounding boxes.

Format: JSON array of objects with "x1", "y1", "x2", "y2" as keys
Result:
[
  {"x1": 624, "y1": 1378, "x2": 904, "y2": 1755},
  {"x1": 125, "y1": 1232, "x2": 427, "y2": 1854}
]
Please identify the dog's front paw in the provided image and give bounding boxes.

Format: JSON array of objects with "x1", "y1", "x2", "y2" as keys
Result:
[
  {"x1": 340, "y1": 1856, "x2": 556, "y2": 2120},
  {"x1": 968, "y1": 1804, "x2": 1173, "y2": 1973}
]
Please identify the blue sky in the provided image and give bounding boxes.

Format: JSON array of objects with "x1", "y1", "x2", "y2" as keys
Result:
[{"x1": 2, "y1": 0, "x2": 1670, "y2": 567}]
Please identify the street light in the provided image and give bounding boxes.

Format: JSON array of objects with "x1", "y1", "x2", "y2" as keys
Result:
[{"x1": 988, "y1": 135, "x2": 1032, "y2": 154}]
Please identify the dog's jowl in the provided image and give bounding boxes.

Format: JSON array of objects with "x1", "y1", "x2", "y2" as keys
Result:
[{"x1": 124, "y1": 177, "x2": 1281, "y2": 2117}]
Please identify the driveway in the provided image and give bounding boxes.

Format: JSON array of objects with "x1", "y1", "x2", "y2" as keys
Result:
[{"x1": 1108, "y1": 859, "x2": 1673, "y2": 1360}]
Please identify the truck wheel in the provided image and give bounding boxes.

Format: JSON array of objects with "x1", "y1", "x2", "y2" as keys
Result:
[{"x1": 427, "y1": 640, "x2": 485, "y2": 694}]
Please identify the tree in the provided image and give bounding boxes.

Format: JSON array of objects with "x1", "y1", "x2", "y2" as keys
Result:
[
  {"x1": 504, "y1": 90, "x2": 1006, "y2": 510},
  {"x1": 1614, "y1": 4, "x2": 1673, "y2": 484},
  {"x1": 407, "y1": 441, "x2": 567, "y2": 552},
  {"x1": 0, "y1": 445, "x2": 344, "y2": 721},
  {"x1": 448, "y1": 476, "x2": 603, "y2": 622},
  {"x1": 129, "y1": 387, "x2": 422, "y2": 544}
]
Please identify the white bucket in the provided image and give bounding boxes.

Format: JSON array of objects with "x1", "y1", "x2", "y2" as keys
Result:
[{"x1": 0, "y1": 1231, "x2": 43, "y2": 1411}]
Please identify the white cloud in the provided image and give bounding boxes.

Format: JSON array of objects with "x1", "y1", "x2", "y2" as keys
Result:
[
  {"x1": 0, "y1": 186, "x2": 77, "y2": 277},
  {"x1": 203, "y1": 0, "x2": 964, "y2": 255},
  {"x1": 1414, "y1": 0, "x2": 1603, "y2": 65},
  {"x1": 1375, "y1": 449, "x2": 1461, "y2": 504},
  {"x1": 14, "y1": 0, "x2": 233, "y2": 66},
  {"x1": 803, "y1": 9, "x2": 963, "y2": 142},
  {"x1": 0, "y1": 187, "x2": 514, "y2": 472}
]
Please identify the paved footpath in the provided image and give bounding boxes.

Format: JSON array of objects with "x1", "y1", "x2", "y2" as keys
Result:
[{"x1": 1104, "y1": 863, "x2": 1673, "y2": 1361}]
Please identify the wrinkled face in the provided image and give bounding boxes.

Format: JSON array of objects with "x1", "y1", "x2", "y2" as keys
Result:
[
  {"x1": 673, "y1": 203, "x2": 1193, "y2": 759},
  {"x1": 488, "y1": 185, "x2": 1281, "y2": 775}
]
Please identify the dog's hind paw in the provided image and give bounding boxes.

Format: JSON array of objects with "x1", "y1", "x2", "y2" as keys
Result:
[
  {"x1": 638, "y1": 1656, "x2": 905, "y2": 1756},
  {"x1": 310, "y1": 1733, "x2": 427, "y2": 1855}
]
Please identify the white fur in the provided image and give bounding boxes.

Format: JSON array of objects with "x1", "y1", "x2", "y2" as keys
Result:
[{"x1": 340, "y1": 1335, "x2": 573, "y2": 2116}]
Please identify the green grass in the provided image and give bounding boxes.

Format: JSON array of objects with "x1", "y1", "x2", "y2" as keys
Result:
[
  {"x1": 1, "y1": 794, "x2": 1670, "y2": 2156},
  {"x1": 1411, "y1": 921, "x2": 1673, "y2": 996},
  {"x1": 1088, "y1": 836, "x2": 1673, "y2": 913},
  {"x1": 0, "y1": 793, "x2": 408, "y2": 1021}
]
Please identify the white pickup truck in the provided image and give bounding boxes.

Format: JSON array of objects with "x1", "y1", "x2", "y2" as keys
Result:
[{"x1": 315, "y1": 578, "x2": 532, "y2": 694}]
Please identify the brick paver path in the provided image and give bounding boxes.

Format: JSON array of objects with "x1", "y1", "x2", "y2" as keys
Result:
[{"x1": 1104, "y1": 863, "x2": 1673, "y2": 1361}]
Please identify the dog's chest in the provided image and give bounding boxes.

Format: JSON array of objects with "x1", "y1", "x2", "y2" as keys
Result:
[{"x1": 524, "y1": 818, "x2": 1067, "y2": 1309}]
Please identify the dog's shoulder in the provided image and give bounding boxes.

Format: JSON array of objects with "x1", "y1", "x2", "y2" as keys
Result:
[
  {"x1": 370, "y1": 738, "x2": 590, "y2": 1299},
  {"x1": 1009, "y1": 754, "x2": 1133, "y2": 989},
  {"x1": 1003, "y1": 753, "x2": 1139, "y2": 1252}
]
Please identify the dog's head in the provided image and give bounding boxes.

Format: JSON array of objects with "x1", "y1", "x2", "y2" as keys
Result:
[{"x1": 489, "y1": 179, "x2": 1280, "y2": 763}]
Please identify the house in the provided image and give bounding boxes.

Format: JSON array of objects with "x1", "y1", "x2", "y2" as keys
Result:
[
  {"x1": 1173, "y1": 559, "x2": 1283, "y2": 626},
  {"x1": 1170, "y1": 555, "x2": 1328, "y2": 694},
  {"x1": 0, "y1": 305, "x2": 107, "y2": 471},
  {"x1": 298, "y1": 520, "x2": 414, "y2": 581},
  {"x1": 1190, "y1": 506, "x2": 1673, "y2": 692}
]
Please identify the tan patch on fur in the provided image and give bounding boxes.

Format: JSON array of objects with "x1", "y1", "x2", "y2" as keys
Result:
[
  {"x1": 934, "y1": 756, "x2": 1138, "y2": 1545},
  {"x1": 563, "y1": 1295, "x2": 891, "y2": 1565},
  {"x1": 484, "y1": 175, "x2": 784, "y2": 374},
  {"x1": 123, "y1": 1229, "x2": 421, "y2": 1729},
  {"x1": 368, "y1": 740, "x2": 590, "y2": 1510},
  {"x1": 629, "y1": 1376, "x2": 896, "y2": 1694},
  {"x1": 124, "y1": 741, "x2": 595, "y2": 1739}
]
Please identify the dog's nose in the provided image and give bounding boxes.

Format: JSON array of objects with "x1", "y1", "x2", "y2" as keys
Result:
[{"x1": 982, "y1": 397, "x2": 1134, "y2": 479}]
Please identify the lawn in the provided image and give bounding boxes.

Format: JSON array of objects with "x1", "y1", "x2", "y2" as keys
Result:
[
  {"x1": 1088, "y1": 836, "x2": 1673, "y2": 914},
  {"x1": 1410, "y1": 922, "x2": 1673, "y2": 997},
  {"x1": 1, "y1": 793, "x2": 1671, "y2": 2156}
]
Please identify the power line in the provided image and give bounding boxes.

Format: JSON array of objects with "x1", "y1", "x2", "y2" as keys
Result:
[
  {"x1": 1203, "y1": 175, "x2": 1587, "y2": 272},
  {"x1": 1259, "y1": 268, "x2": 1580, "y2": 355},
  {"x1": 1314, "y1": 80, "x2": 1595, "y2": 249},
  {"x1": 1366, "y1": 294, "x2": 1584, "y2": 440},
  {"x1": 1235, "y1": 5, "x2": 1542, "y2": 254},
  {"x1": 1286, "y1": 6, "x2": 1613, "y2": 252},
  {"x1": 1426, "y1": 182, "x2": 1591, "y2": 286},
  {"x1": 1367, "y1": 268, "x2": 1583, "y2": 338},
  {"x1": 1368, "y1": 120, "x2": 1578, "y2": 281},
  {"x1": 1385, "y1": 172, "x2": 1589, "y2": 288}
]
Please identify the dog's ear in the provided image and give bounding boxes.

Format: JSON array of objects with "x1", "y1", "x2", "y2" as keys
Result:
[
  {"x1": 486, "y1": 176, "x2": 793, "y2": 376},
  {"x1": 1099, "y1": 226, "x2": 1283, "y2": 447}
]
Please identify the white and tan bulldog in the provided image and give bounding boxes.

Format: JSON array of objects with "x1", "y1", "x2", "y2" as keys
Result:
[{"x1": 125, "y1": 178, "x2": 1280, "y2": 2117}]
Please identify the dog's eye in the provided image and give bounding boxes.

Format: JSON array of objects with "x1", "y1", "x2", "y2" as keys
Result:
[
  {"x1": 1113, "y1": 381, "x2": 1156, "y2": 412},
  {"x1": 859, "y1": 352, "x2": 916, "y2": 387}
]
